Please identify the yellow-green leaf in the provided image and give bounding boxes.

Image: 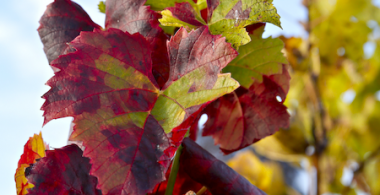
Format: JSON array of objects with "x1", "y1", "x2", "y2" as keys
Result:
[
  {"x1": 223, "y1": 24, "x2": 287, "y2": 88},
  {"x1": 159, "y1": 0, "x2": 282, "y2": 48}
]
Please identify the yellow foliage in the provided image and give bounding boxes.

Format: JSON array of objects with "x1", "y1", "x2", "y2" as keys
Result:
[
  {"x1": 15, "y1": 133, "x2": 47, "y2": 195},
  {"x1": 227, "y1": 151, "x2": 287, "y2": 194}
]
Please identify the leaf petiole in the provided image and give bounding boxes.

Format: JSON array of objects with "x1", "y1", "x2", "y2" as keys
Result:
[
  {"x1": 196, "y1": 186, "x2": 207, "y2": 195},
  {"x1": 164, "y1": 145, "x2": 184, "y2": 195}
]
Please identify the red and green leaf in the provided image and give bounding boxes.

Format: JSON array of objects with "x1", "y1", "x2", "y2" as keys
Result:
[
  {"x1": 29, "y1": 0, "x2": 292, "y2": 194},
  {"x1": 202, "y1": 64, "x2": 290, "y2": 154},
  {"x1": 25, "y1": 144, "x2": 102, "y2": 195},
  {"x1": 223, "y1": 23, "x2": 288, "y2": 88},
  {"x1": 15, "y1": 133, "x2": 47, "y2": 195},
  {"x1": 159, "y1": 0, "x2": 281, "y2": 48},
  {"x1": 38, "y1": 0, "x2": 101, "y2": 66},
  {"x1": 105, "y1": 0, "x2": 170, "y2": 87},
  {"x1": 194, "y1": 24, "x2": 290, "y2": 154},
  {"x1": 42, "y1": 26, "x2": 238, "y2": 194}
]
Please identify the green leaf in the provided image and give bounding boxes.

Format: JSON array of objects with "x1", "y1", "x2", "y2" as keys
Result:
[
  {"x1": 159, "y1": 0, "x2": 282, "y2": 48},
  {"x1": 209, "y1": 0, "x2": 281, "y2": 47},
  {"x1": 209, "y1": 0, "x2": 281, "y2": 27},
  {"x1": 98, "y1": 1, "x2": 106, "y2": 13},
  {"x1": 223, "y1": 24, "x2": 287, "y2": 88}
]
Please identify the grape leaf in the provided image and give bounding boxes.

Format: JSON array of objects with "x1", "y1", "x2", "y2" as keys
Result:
[
  {"x1": 179, "y1": 138, "x2": 267, "y2": 195},
  {"x1": 150, "y1": 105, "x2": 211, "y2": 195},
  {"x1": 38, "y1": 0, "x2": 101, "y2": 65},
  {"x1": 161, "y1": 103, "x2": 208, "y2": 165},
  {"x1": 190, "y1": 24, "x2": 290, "y2": 154},
  {"x1": 159, "y1": 0, "x2": 281, "y2": 48},
  {"x1": 105, "y1": 0, "x2": 170, "y2": 87},
  {"x1": 25, "y1": 144, "x2": 102, "y2": 195},
  {"x1": 200, "y1": 64, "x2": 290, "y2": 154},
  {"x1": 15, "y1": 133, "x2": 47, "y2": 195},
  {"x1": 105, "y1": 0, "x2": 162, "y2": 39},
  {"x1": 160, "y1": 2, "x2": 206, "y2": 31},
  {"x1": 223, "y1": 23, "x2": 288, "y2": 88},
  {"x1": 159, "y1": 3, "x2": 204, "y2": 30},
  {"x1": 42, "y1": 27, "x2": 238, "y2": 194}
]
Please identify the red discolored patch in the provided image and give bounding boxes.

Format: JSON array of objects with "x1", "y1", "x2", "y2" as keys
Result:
[{"x1": 199, "y1": 65, "x2": 290, "y2": 154}]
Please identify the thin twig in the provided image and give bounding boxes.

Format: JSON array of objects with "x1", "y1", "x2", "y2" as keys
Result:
[{"x1": 304, "y1": 0, "x2": 328, "y2": 194}]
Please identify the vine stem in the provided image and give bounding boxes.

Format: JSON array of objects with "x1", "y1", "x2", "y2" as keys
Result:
[
  {"x1": 165, "y1": 145, "x2": 184, "y2": 195},
  {"x1": 304, "y1": 0, "x2": 328, "y2": 194},
  {"x1": 196, "y1": 186, "x2": 207, "y2": 195}
]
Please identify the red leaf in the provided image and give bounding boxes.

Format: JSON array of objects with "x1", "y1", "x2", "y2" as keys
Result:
[
  {"x1": 42, "y1": 28, "x2": 158, "y2": 124},
  {"x1": 105, "y1": 0, "x2": 159, "y2": 37},
  {"x1": 16, "y1": 133, "x2": 46, "y2": 167},
  {"x1": 179, "y1": 138, "x2": 266, "y2": 195},
  {"x1": 164, "y1": 26, "x2": 237, "y2": 90},
  {"x1": 166, "y1": 3, "x2": 205, "y2": 27},
  {"x1": 245, "y1": 23, "x2": 266, "y2": 34},
  {"x1": 38, "y1": 0, "x2": 100, "y2": 65},
  {"x1": 149, "y1": 163, "x2": 207, "y2": 195},
  {"x1": 15, "y1": 133, "x2": 47, "y2": 195},
  {"x1": 42, "y1": 27, "x2": 238, "y2": 195},
  {"x1": 188, "y1": 111, "x2": 202, "y2": 141},
  {"x1": 200, "y1": 64, "x2": 290, "y2": 154},
  {"x1": 105, "y1": 0, "x2": 170, "y2": 87},
  {"x1": 151, "y1": 138, "x2": 267, "y2": 195},
  {"x1": 162, "y1": 26, "x2": 237, "y2": 122},
  {"x1": 160, "y1": 103, "x2": 208, "y2": 166},
  {"x1": 162, "y1": 0, "x2": 217, "y2": 27},
  {"x1": 25, "y1": 144, "x2": 102, "y2": 195},
  {"x1": 42, "y1": 29, "x2": 167, "y2": 194},
  {"x1": 151, "y1": 32, "x2": 170, "y2": 88},
  {"x1": 93, "y1": 115, "x2": 170, "y2": 195}
]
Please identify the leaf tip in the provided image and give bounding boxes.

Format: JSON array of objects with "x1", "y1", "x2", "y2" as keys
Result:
[{"x1": 98, "y1": 1, "x2": 106, "y2": 13}]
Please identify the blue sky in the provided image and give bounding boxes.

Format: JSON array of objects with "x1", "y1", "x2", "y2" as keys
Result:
[{"x1": 0, "y1": 0, "x2": 306, "y2": 194}]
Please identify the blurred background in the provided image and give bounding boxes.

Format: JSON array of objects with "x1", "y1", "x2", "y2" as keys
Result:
[{"x1": 2, "y1": 0, "x2": 380, "y2": 194}]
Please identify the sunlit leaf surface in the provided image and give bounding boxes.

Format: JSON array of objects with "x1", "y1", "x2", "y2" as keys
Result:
[{"x1": 159, "y1": 0, "x2": 281, "y2": 48}]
